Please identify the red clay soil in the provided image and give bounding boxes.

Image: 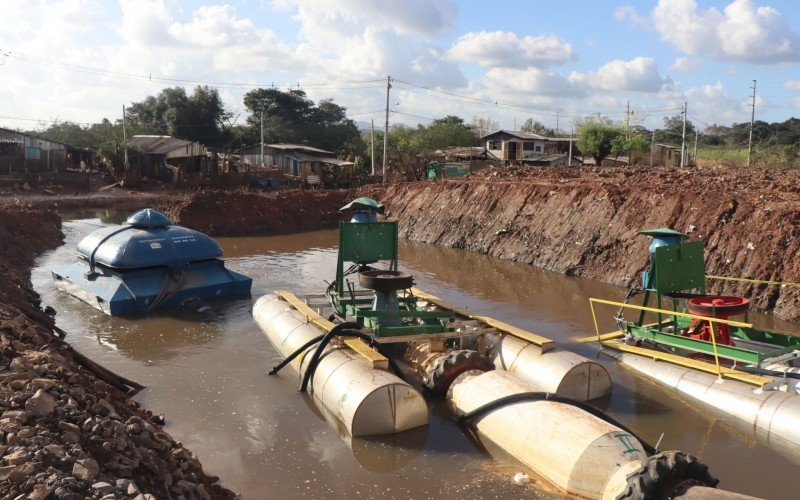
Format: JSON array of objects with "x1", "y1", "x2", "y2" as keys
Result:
[
  {"x1": 162, "y1": 189, "x2": 352, "y2": 236},
  {"x1": 360, "y1": 164, "x2": 800, "y2": 320},
  {"x1": 0, "y1": 203, "x2": 235, "y2": 499}
]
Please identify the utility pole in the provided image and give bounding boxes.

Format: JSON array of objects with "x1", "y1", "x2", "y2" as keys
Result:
[
  {"x1": 747, "y1": 79, "x2": 757, "y2": 168},
  {"x1": 650, "y1": 129, "x2": 655, "y2": 168},
  {"x1": 382, "y1": 76, "x2": 391, "y2": 183},
  {"x1": 556, "y1": 111, "x2": 560, "y2": 135},
  {"x1": 625, "y1": 101, "x2": 630, "y2": 140},
  {"x1": 680, "y1": 101, "x2": 687, "y2": 167},
  {"x1": 693, "y1": 130, "x2": 698, "y2": 166},
  {"x1": 370, "y1": 119, "x2": 375, "y2": 176},
  {"x1": 122, "y1": 105, "x2": 129, "y2": 171},
  {"x1": 568, "y1": 127, "x2": 573, "y2": 166},
  {"x1": 260, "y1": 109, "x2": 265, "y2": 168},
  {"x1": 514, "y1": 117, "x2": 516, "y2": 131}
]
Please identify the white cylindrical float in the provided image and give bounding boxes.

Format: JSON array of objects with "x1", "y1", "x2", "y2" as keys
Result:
[
  {"x1": 492, "y1": 334, "x2": 612, "y2": 401},
  {"x1": 253, "y1": 294, "x2": 428, "y2": 436},
  {"x1": 606, "y1": 349, "x2": 800, "y2": 446},
  {"x1": 448, "y1": 370, "x2": 646, "y2": 499}
]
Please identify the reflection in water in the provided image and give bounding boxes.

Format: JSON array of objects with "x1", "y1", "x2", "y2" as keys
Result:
[{"x1": 32, "y1": 216, "x2": 800, "y2": 500}]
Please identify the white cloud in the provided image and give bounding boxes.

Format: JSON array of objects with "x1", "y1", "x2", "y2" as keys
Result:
[
  {"x1": 569, "y1": 57, "x2": 672, "y2": 93},
  {"x1": 785, "y1": 80, "x2": 800, "y2": 91},
  {"x1": 483, "y1": 67, "x2": 584, "y2": 99},
  {"x1": 448, "y1": 31, "x2": 574, "y2": 69},
  {"x1": 614, "y1": 4, "x2": 649, "y2": 28},
  {"x1": 277, "y1": 0, "x2": 456, "y2": 38},
  {"x1": 652, "y1": 0, "x2": 800, "y2": 63},
  {"x1": 682, "y1": 82, "x2": 752, "y2": 124},
  {"x1": 669, "y1": 56, "x2": 699, "y2": 72}
]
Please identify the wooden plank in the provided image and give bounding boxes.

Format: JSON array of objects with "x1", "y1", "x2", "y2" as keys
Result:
[
  {"x1": 408, "y1": 288, "x2": 555, "y2": 352},
  {"x1": 275, "y1": 291, "x2": 388, "y2": 369},
  {"x1": 602, "y1": 340, "x2": 771, "y2": 386}
]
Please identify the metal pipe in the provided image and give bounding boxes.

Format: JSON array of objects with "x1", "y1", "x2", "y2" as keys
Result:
[
  {"x1": 491, "y1": 334, "x2": 611, "y2": 401},
  {"x1": 253, "y1": 294, "x2": 428, "y2": 436}
]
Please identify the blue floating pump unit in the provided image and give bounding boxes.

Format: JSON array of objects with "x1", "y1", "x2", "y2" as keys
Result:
[{"x1": 52, "y1": 209, "x2": 252, "y2": 315}]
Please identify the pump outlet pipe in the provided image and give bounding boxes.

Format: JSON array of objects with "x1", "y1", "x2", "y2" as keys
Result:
[{"x1": 253, "y1": 294, "x2": 428, "y2": 436}]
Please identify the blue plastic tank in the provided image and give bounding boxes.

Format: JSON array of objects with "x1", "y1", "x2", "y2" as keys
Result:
[{"x1": 52, "y1": 209, "x2": 252, "y2": 315}]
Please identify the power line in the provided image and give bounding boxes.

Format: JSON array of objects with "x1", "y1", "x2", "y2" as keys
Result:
[{"x1": 4, "y1": 50, "x2": 386, "y2": 89}]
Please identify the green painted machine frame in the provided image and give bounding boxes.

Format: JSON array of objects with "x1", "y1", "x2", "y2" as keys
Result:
[
  {"x1": 626, "y1": 233, "x2": 800, "y2": 365},
  {"x1": 331, "y1": 220, "x2": 453, "y2": 337}
]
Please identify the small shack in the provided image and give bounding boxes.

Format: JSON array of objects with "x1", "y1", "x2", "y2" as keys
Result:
[
  {"x1": 265, "y1": 144, "x2": 354, "y2": 187},
  {"x1": 130, "y1": 135, "x2": 208, "y2": 184},
  {"x1": 0, "y1": 127, "x2": 92, "y2": 188},
  {"x1": 0, "y1": 127, "x2": 69, "y2": 174},
  {"x1": 651, "y1": 144, "x2": 682, "y2": 167}
]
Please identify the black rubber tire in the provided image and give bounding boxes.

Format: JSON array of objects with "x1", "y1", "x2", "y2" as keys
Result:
[
  {"x1": 617, "y1": 451, "x2": 719, "y2": 500},
  {"x1": 358, "y1": 270, "x2": 414, "y2": 292},
  {"x1": 424, "y1": 349, "x2": 494, "y2": 394}
]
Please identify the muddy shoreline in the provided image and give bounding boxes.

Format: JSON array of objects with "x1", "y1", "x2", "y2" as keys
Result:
[{"x1": 0, "y1": 203, "x2": 235, "y2": 499}]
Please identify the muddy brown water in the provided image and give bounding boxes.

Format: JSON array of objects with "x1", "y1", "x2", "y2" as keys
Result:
[{"x1": 33, "y1": 211, "x2": 799, "y2": 499}]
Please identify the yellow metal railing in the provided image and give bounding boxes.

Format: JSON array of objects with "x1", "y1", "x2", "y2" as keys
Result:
[{"x1": 587, "y1": 297, "x2": 754, "y2": 379}]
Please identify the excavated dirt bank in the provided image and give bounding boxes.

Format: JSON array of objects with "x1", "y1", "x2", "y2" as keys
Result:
[
  {"x1": 162, "y1": 189, "x2": 351, "y2": 236},
  {"x1": 0, "y1": 203, "x2": 234, "y2": 499},
  {"x1": 359, "y1": 165, "x2": 800, "y2": 320}
]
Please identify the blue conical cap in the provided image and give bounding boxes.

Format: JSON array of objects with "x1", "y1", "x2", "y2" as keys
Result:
[{"x1": 126, "y1": 209, "x2": 171, "y2": 229}]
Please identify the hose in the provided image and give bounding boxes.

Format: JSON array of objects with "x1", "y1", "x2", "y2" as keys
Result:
[
  {"x1": 455, "y1": 391, "x2": 658, "y2": 455},
  {"x1": 300, "y1": 324, "x2": 407, "y2": 392},
  {"x1": 87, "y1": 225, "x2": 135, "y2": 274},
  {"x1": 325, "y1": 263, "x2": 373, "y2": 317},
  {"x1": 734, "y1": 365, "x2": 800, "y2": 380},
  {"x1": 267, "y1": 334, "x2": 326, "y2": 375}
]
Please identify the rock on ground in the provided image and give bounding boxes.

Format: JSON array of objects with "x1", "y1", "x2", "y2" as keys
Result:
[{"x1": 0, "y1": 203, "x2": 236, "y2": 499}]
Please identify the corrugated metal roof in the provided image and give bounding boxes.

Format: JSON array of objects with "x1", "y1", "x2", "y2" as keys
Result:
[
  {"x1": 0, "y1": 127, "x2": 69, "y2": 147},
  {"x1": 267, "y1": 143, "x2": 334, "y2": 155},
  {"x1": 285, "y1": 151, "x2": 353, "y2": 166},
  {"x1": 480, "y1": 130, "x2": 548, "y2": 141},
  {"x1": 324, "y1": 157, "x2": 355, "y2": 167},
  {"x1": 521, "y1": 153, "x2": 568, "y2": 162},
  {"x1": 130, "y1": 135, "x2": 205, "y2": 156}
]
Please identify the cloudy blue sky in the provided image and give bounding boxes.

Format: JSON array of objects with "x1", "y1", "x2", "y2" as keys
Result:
[{"x1": 2, "y1": 0, "x2": 800, "y2": 132}]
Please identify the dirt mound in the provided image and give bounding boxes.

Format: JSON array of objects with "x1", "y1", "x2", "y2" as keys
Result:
[
  {"x1": 162, "y1": 189, "x2": 352, "y2": 236},
  {"x1": 0, "y1": 203, "x2": 235, "y2": 499},
  {"x1": 360, "y1": 165, "x2": 800, "y2": 320}
]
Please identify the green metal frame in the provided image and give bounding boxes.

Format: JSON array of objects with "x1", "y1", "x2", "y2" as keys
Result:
[
  {"x1": 628, "y1": 318, "x2": 800, "y2": 364},
  {"x1": 629, "y1": 238, "x2": 800, "y2": 365},
  {"x1": 332, "y1": 220, "x2": 453, "y2": 337}
]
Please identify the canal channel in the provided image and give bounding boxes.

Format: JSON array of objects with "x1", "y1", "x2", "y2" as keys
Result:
[{"x1": 32, "y1": 210, "x2": 800, "y2": 499}]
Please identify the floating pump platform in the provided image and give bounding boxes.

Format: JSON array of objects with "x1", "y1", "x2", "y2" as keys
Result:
[
  {"x1": 252, "y1": 198, "x2": 756, "y2": 499},
  {"x1": 52, "y1": 209, "x2": 251, "y2": 315},
  {"x1": 582, "y1": 228, "x2": 800, "y2": 448}
]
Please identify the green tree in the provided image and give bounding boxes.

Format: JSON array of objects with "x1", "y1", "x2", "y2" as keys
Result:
[
  {"x1": 126, "y1": 86, "x2": 231, "y2": 146},
  {"x1": 242, "y1": 88, "x2": 359, "y2": 153},
  {"x1": 520, "y1": 118, "x2": 554, "y2": 136},
  {"x1": 656, "y1": 114, "x2": 694, "y2": 144},
  {"x1": 577, "y1": 123, "x2": 622, "y2": 165}
]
